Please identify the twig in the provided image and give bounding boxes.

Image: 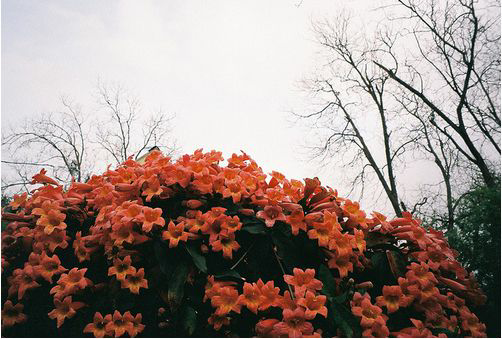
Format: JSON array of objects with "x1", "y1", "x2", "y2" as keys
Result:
[
  {"x1": 272, "y1": 246, "x2": 295, "y2": 299},
  {"x1": 230, "y1": 241, "x2": 256, "y2": 270}
]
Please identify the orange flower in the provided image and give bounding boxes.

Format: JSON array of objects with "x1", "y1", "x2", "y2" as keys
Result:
[
  {"x1": 83, "y1": 312, "x2": 113, "y2": 338},
  {"x1": 238, "y1": 282, "x2": 263, "y2": 314},
  {"x1": 141, "y1": 176, "x2": 163, "y2": 202},
  {"x1": 185, "y1": 211, "x2": 209, "y2": 233},
  {"x1": 2, "y1": 300, "x2": 27, "y2": 328},
  {"x1": 326, "y1": 252, "x2": 354, "y2": 278},
  {"x1": 208, "y1": 313, "x2": 230, "y2": 331},
  {"x1": 204, "y1": 276, "x2": 237, "y2": 302},
  {"x1": 137, "y1": 207, "x2": 165, "y2": 232},
  {"x1": 256, "y1": 205, "x2": 286, "y2": 228},
  {"x1": 353, "y1": 229, "x2": 366, "y2": 253},
  {"x1": 110, "y1": 222, "x2": 149, "y2": 247},
  {"x1": 286, "y1": 208, "x2": 307, "y2": 235},
  {"x1": 375, "y1": 285, "x2": 412, "y2": 313},
  {"x1": 460, "y1": 307, "x2": 486, "y2": 337},
  {"x1": 108, "y1": 255, "x2": 133, "y2": 281},
  {"x1": 297, "y1": 291, "x2": 328, "y2": 319},
  {"x1": 277, "y1": 290, "x2": 297, "y2": 311},
  {"x1": 13, "y1": 265, "x2": 40, "y2": 299},
  {"x1": 222, "y1": 215, "x2": 242, "y2": 234},
  {"x1": 256, "y1": 279, "x2": 281, "y2": 310},
  {"x1": 105, "y1": 310, "x2": 135, "y2": 337},
  {"x1": 308, "y1": 219, "x2": 336, "y2": 248},
  {"x1": 33, "y1": 252, "x2": 67, "y2": 283},
  {"x1": 48, "y1": 296, "x2": 85, "y2": 328},
  {"x1": 211, "y1": 286, "x2": 242, "y2": 315},
  {"x1": 119, "y1": 203, "x2": 143, "y2": 223},
  {"x1": 273, "y1": 307, "x2": 314, "y2": 338},
  {"x1": 129, "y1": 313, "x2": 145, "y2": 337},
  {"x1": 121, "y1": 268, "x2": 148, "y2": 294},
  {"x1": 55, "y1": 267, "x2": 92, "y2": 297},
  {"x1": 328, "y1": 230, "x2": 355, "y2": 256},
  {"x1": 31, "y1": 168, "x2": 58, "y2": 185},
  {"x1": 222, "y1": 182, "x2": 245, "y2": 203},
  {"x1": 371, "y1": 211, "x2": 393, "y2": 233},
  {"x1": 162, "y1": 220, "x2": 189, "y2": 248},
  {"x1": 210, "y1": 231, "x2": 240, "y2": 260},
  {"x1": 255, "y1": 318, "x2": 280, "y2": 337},
  {"x1": 73, "y1": 231, "x2": 94, "y2": 263},
  {"x1": 362, "y1": 321, "x2": 390, "y2": 338},
  {"x1": 351, "y1": 298, "x2": 386, "y2": 328},
  {"x1": 283, "y1": 268, "x2": 322, "y2": 297},
  {"x1": 405, "y1": 262, "x2": 438, "y2": 287},
  {"x1": 9, "y1": 192, "x2": 27, "y2": 210},
  {"x1": 37, "y1": 209, "x2": 67, "y2": 235}
]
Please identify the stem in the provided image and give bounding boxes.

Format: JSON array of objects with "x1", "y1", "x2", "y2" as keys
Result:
[
  {"x1": 230, "y1": 241, "x2": 256, "y2": 270},
  {"x1": 272, "y1": 246, "x2": 295, "y2": 299}
]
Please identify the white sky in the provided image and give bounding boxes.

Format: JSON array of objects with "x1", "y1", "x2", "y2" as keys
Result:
[{"x1": 2, "y1": 0, "x2": 424, "y2": 215}]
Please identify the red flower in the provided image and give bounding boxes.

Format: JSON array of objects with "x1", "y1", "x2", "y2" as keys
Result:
[
  {"x1": 2, "y1": 300, "x2": 27, "y2": 328},
  {"x1": 255, "y1": 318, "x2": 280, "y2": 337},
  {"x1": 326, "y1": 252, "x2": 354, "y2": 278},
  {"x1": 256, "y1": 205, "x2": 286, "y2": 228},
  {"x1": 238, "y1": 282, "x2": 263, "y2": 314},
  {"x1": 375, "y1": 285, "x2": 412, "y2": 313},
  {"x1": 121, "y1": 268, "x2": 148, "y2": 294},
  {"x1": 351, "y1": 298, "x2": 387, "y2": 328},
  {"x1": 208, "y1": 313, "x2": 231, "y2": 331},
  {"x1": 137, "y1": 207, "x2": 165, "y2": 232},
  {"x1": 286, "y1": 208, "x2": 307, "y2": 235},
  {"x1": 273, "y1": 307, "x2": 314, "y2": 337},
  {"x1": 256, "y1": 279, "x2": 281, "y2": 310},
  {"x1": 108, "y1": 255, "x2": 136, "y2": 281},
  {"x1": 162, "y1": 220, "x2": 189, "y2": 248},
  {"x1": 283, "y1": 268, "x2": 322, "y2": 298},
  {"x1": 48, "y1": 296, "x2": 85, "y2": 328},
  {"x1": 31, "y1": 168, "x2": 58, "y2": 186},
  {"x1": 211, "y1": 286, "x2": 242, "y2": 315},
  {"x1": 32, "y1": 252, "x2": 67, "y2": 283},
  {"x1": 210, "y1": 231, "x2": 240, "y2": 260},
  {"x1": 105, "y1": 310, "x2": 135, "y2": 337},
  {"x1": 297, "y1": 291, "x2": 328, "y2": 319},
  {"x1": 83, "y1": 312, "x2": 113, "y2": 338},
  {"x1": 36, "y1": 209, "x2": 67, "y2": 235}
]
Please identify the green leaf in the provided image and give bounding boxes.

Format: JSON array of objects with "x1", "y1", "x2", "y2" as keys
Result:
[
  {"x1": 180, "y1": 305, "x2": 197, "y2": 336},
  {"x1": 329, "y1": 300, "x2": 360, "y2": 338},
  {"x1": 366, "y1": 232, "x2": 394, "y2": 248},
  {"x1": 242, "y1": 222, "x2": 267, "y2": 234},
  {"x1": 214, "y1": 269, "x2": 243, "y2": 281},
  {"x1": 318, "y1": 264, "x2": 336, "y2": 298},
  {"x1": 167, "y1": 260, "x2": 190, "y2": 312},
  {"x1": 185, "y1": 243, "x2": 207, "y2": 273},
  {"x1": 154, "y1": 240, "x2": 173, "y2": 278}
]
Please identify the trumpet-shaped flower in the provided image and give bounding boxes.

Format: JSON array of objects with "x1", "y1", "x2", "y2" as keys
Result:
[
  {"x1": 121, "y1": 268, "x2": 148, "y2": 294},
  {"x1": 83, "y1": 312, "x2": 113, "y2": 338},
  {"x1": 162, "y1": 221, "x2": 189, "y2": 248},
  {"x1": 2, "y1": 300, "x2": 27, "y2": 328},
  {"x1": 48, "y1": 296, "x2": 85, "y2": 328}
]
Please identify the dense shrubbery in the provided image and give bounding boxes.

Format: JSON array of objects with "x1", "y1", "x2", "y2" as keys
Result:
[{"x1": 1, "y1": 149, "x2": 487, "y2": 337}]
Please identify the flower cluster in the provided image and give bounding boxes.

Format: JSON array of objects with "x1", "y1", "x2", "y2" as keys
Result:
[{"x1": 1, "y1": 149, "x2": 487, "y2": 337}]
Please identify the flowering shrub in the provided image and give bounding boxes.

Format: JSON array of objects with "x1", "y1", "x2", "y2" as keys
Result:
[{"x1": 1, "y1": 149, "x2": 487, "y2": 337}]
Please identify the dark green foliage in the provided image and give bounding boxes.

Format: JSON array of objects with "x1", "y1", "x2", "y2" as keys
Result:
[{"x1": 444, "y1": 177, "x2": 501, "y2": 337}]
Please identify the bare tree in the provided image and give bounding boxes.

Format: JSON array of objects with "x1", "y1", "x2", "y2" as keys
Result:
[
  {"x1": 2, "y1": 97, "x2": 88, "y2": 189},
  {"x1": 95, "y1": 82, "x2": 177, "y2": 165},
  {"x1": 2, "y1": 83, "x2": 177, "y2": 193},
  {"x1": 298, "y1": 0, "x2": 499, "y2": 218},
  {"x1": 375, "y1": 0, "x2": 500, "y2": 188},
  {"x1": 296, "y1": 14, "x2": 420, "y2": 217}
]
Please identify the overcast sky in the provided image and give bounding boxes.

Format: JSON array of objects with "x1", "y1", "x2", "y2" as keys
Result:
[{"x1": 2, "y1": 0, "x2": 414, "y2": 214}]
